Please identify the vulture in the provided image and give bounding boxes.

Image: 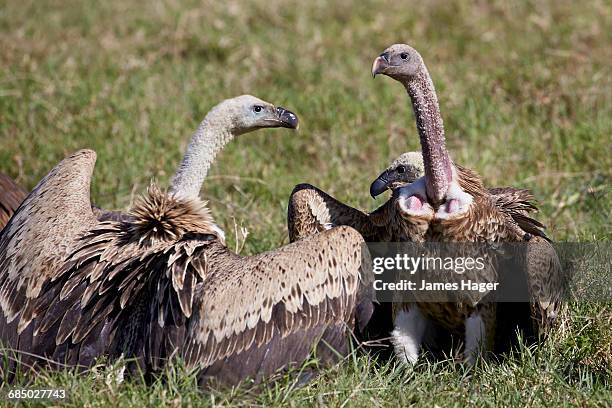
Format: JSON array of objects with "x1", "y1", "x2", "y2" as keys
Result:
[
  {"x1": 0, "y1": 173, "x2": 27, "y2": 231},
  {"x1": 288, "y1": 150, "x2": 555, "y2": 357},
  {"x1": 287, "y1": 153, "x2": 426, "y2": 354},
  {"x1": 371, "y1": 44, "x2": 563, "y2": 364},
  {"x1": 0, "y1": 95, "x2": 374, "y2": 386},
  {"x1": 287, "y1": 151, "x2": 427, "y2": 244}
]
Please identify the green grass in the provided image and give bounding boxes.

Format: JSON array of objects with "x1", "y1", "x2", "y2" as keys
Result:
[{"x1": 0, "y1": 0, "x2": 610, "y2": 406}]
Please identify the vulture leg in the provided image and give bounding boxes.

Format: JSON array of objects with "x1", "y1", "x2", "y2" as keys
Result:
[
  {"x1": 390, "y1": 304, "x2": 429, "y2": 364},
  {"x1": 464, "y1": 304, "x2": 496, "y2": 366}
]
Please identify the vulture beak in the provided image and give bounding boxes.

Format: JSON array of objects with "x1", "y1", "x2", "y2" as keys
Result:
[
  {"x1": 371, "y1": 53, "x2": 389, "y2": 78},
  {"x1": 276, "y1": 106, "x2": 299, "y2": 129},
  {"x1": 370, "y1": 171, "x2": 390, "y2": 198}
]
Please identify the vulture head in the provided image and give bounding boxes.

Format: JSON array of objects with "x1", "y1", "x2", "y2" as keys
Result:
[
  {"x1": 369, "y1": 151, "x2": 424, "y2": 198},
  {"x1": 371, "y1": 44, "x2": 424, "y2": 81},
  {"x1": 220, "y1": 95, "x2": 299, "y2": 135},
  {"x1": 169, "y1": 94, "x2": 299, "y2": 200}
]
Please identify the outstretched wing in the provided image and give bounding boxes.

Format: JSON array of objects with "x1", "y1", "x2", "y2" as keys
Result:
[
  {"x1": 22, "y1": 185, "x2": 220, "y2": 368},
  {"x1": 0, "y1": 173, "x2": 27, "y2": 231},
  {"x1": 184, "y1": 226, "x2": 374, "y2": 384},
  {"x1": 11, "y1": 182, "x2": 374, "y2": 384},
  {"x1": 0, "y1": 150, "x2": 98, "y2": 333},
  {"x1": 288, "y1": 183, "x2": 384, "y2": 242}
]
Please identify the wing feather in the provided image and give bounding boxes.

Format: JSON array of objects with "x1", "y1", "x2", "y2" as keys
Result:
[
  {"x1": 288, "y1": 183, "x2": 383, "y2": 242},
  {"x1": 185, "y1": 226, "x2": 372, "y2": 369},
  {"x1": 0, "y1": 173, "x2": 27, "y2": 231},
  {"x1": 3, "y1": 185, "x2": 220, "y2": 368},
  {"x1": 0, "y1": 150, "x2": 98, "y2": 334},
  {"x1": 525, "y1": 237, "x2": 563, "y2": 331}
]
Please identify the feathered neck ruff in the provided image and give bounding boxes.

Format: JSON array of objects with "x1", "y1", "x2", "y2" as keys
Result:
[
  {"x1": 454, "y1": 164, "x2": 488, "y2": 199},
  {"x1": 128, "y1": 184, "x2": 219, "y2": 243}
]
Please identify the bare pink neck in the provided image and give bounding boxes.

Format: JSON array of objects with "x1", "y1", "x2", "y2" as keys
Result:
[{"x1": 403, "y1": 67, "x2": 452, "y2": 204}]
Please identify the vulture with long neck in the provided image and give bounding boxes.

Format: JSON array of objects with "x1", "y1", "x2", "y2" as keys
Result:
[
  {"x1": 288, "y1": 150, "x2": 556, "y2": 356},
  {"x1": 372, "y1": 44, "x2": 563, "y2": 364},
  {"x1": 0, "y1": 173, "x2": 27, "y2": 231},
  {"x1": 0, "y1": 95, "x2": 374, "y2": 386}
]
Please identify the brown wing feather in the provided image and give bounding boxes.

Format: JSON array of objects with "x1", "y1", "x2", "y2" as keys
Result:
[
  {"x1": 20, "y1": 186, "x2": 220, "y2": 370},
  {"x1": 0, "y1": 173, "x2": 27, "y2": 231},
  {"x1": 184, "y1": 226, "x2": 372, "y2": 373},
  {"x1": 458, "y1": 169, "x2": 561, "y2": 331},
  {"x1": 0, "y1": 150, "x2": 98, "y2": 330},
  {"x1": 438, "y1": 165, "x2": 562, "y2": 341},
  {"x1": 288, "y1": 183, "x2": 384, "y2": 242},
  {"x1": 524, "y1": 236, "x2": 563, "y2": 331},
  {"x1": 488, "y1": 187, "x2": 549, "y2": 240}
]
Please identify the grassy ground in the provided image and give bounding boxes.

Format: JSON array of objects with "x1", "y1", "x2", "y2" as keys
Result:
[{"x1": 0, "y1": 0, "x2": 610, "y2": 406}]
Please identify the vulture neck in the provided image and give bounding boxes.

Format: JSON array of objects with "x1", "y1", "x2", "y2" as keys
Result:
[
  {"x1": 402, "y1": 68, "x2": 452, "y2": 205},
  {"x1": 170, "y1": 108, "x2": 235, "y2": 199}
]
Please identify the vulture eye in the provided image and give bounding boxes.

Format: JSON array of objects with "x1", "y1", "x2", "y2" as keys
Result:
[
  {"x1": 400, "y1": 53, "x2": 409, "y2": 60},
  {"x1": 397, "y1": 165, "x2": 406, "y2": 174},
  {"x1": 253, "y1": 105, "x2": 263, "y2": 113}
]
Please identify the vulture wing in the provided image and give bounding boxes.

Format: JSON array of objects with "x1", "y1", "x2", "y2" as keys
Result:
[
  {"x1": 185, "y1": 225, "x2": 373, "y2": 385},
  {"x1": 525, "y1": 236, "x2": 563, "y2": 331},
  {"x1": 288, "y1": 183, "x2": 386, "y2": 242},
  {"x1": 21, "y1": 185, "x2": 220, "y2": 369},
  {"x1": 489, "y1": 187, "x2": 562, "y2": 330},
  {"x1": 0, "y1": 150, "x2": 98, "y2": 337},
  {"x1": 0, "y1": 173, "x2": 27, "y2": 231},
  {"x1": 488, "y1": 187, "x2": 549, "y2": 240},
  {"x1": 23, "y1": 186, "x2": 372, "y2": 385}
]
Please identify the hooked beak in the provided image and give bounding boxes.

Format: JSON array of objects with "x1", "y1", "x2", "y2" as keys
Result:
[
  {"x1": 371, "y1": 53, "x2": 389, "y2": 78},
  {"x1": 276, "y1": 106, "x2": 299, "y2": 129},
  {"x1": 369, "y1": 171, "x2": 390, "y2": 198}
]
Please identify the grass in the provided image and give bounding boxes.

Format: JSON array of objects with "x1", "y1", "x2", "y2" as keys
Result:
[{"x1": 0, "y1": 0, "x2": 610, "y2": 406}]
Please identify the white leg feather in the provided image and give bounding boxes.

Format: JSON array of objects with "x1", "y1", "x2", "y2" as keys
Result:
[{"x1": 391, "y1": 306, "x2": 427, "y2": 364}]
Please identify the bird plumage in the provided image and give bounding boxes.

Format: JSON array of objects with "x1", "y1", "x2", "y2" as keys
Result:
[
  {"x1": 371, "y1": 43, "x2": 563, "y2": 363},
  {"x1": 10, "y1": 178, "x2": 372, "y2": 384},
  {"x1": 0, "y1": 96, "x2": 372, "y2": 386},
  {"x1": 0, "y1": 173, "x2": 28, "y2": 231},
  {"x1": 286, "y1": 154, "x2": 557, "y2": 358},
  {"x1": 287, "y1": 158, "x2": 430, "y2": 245}
]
